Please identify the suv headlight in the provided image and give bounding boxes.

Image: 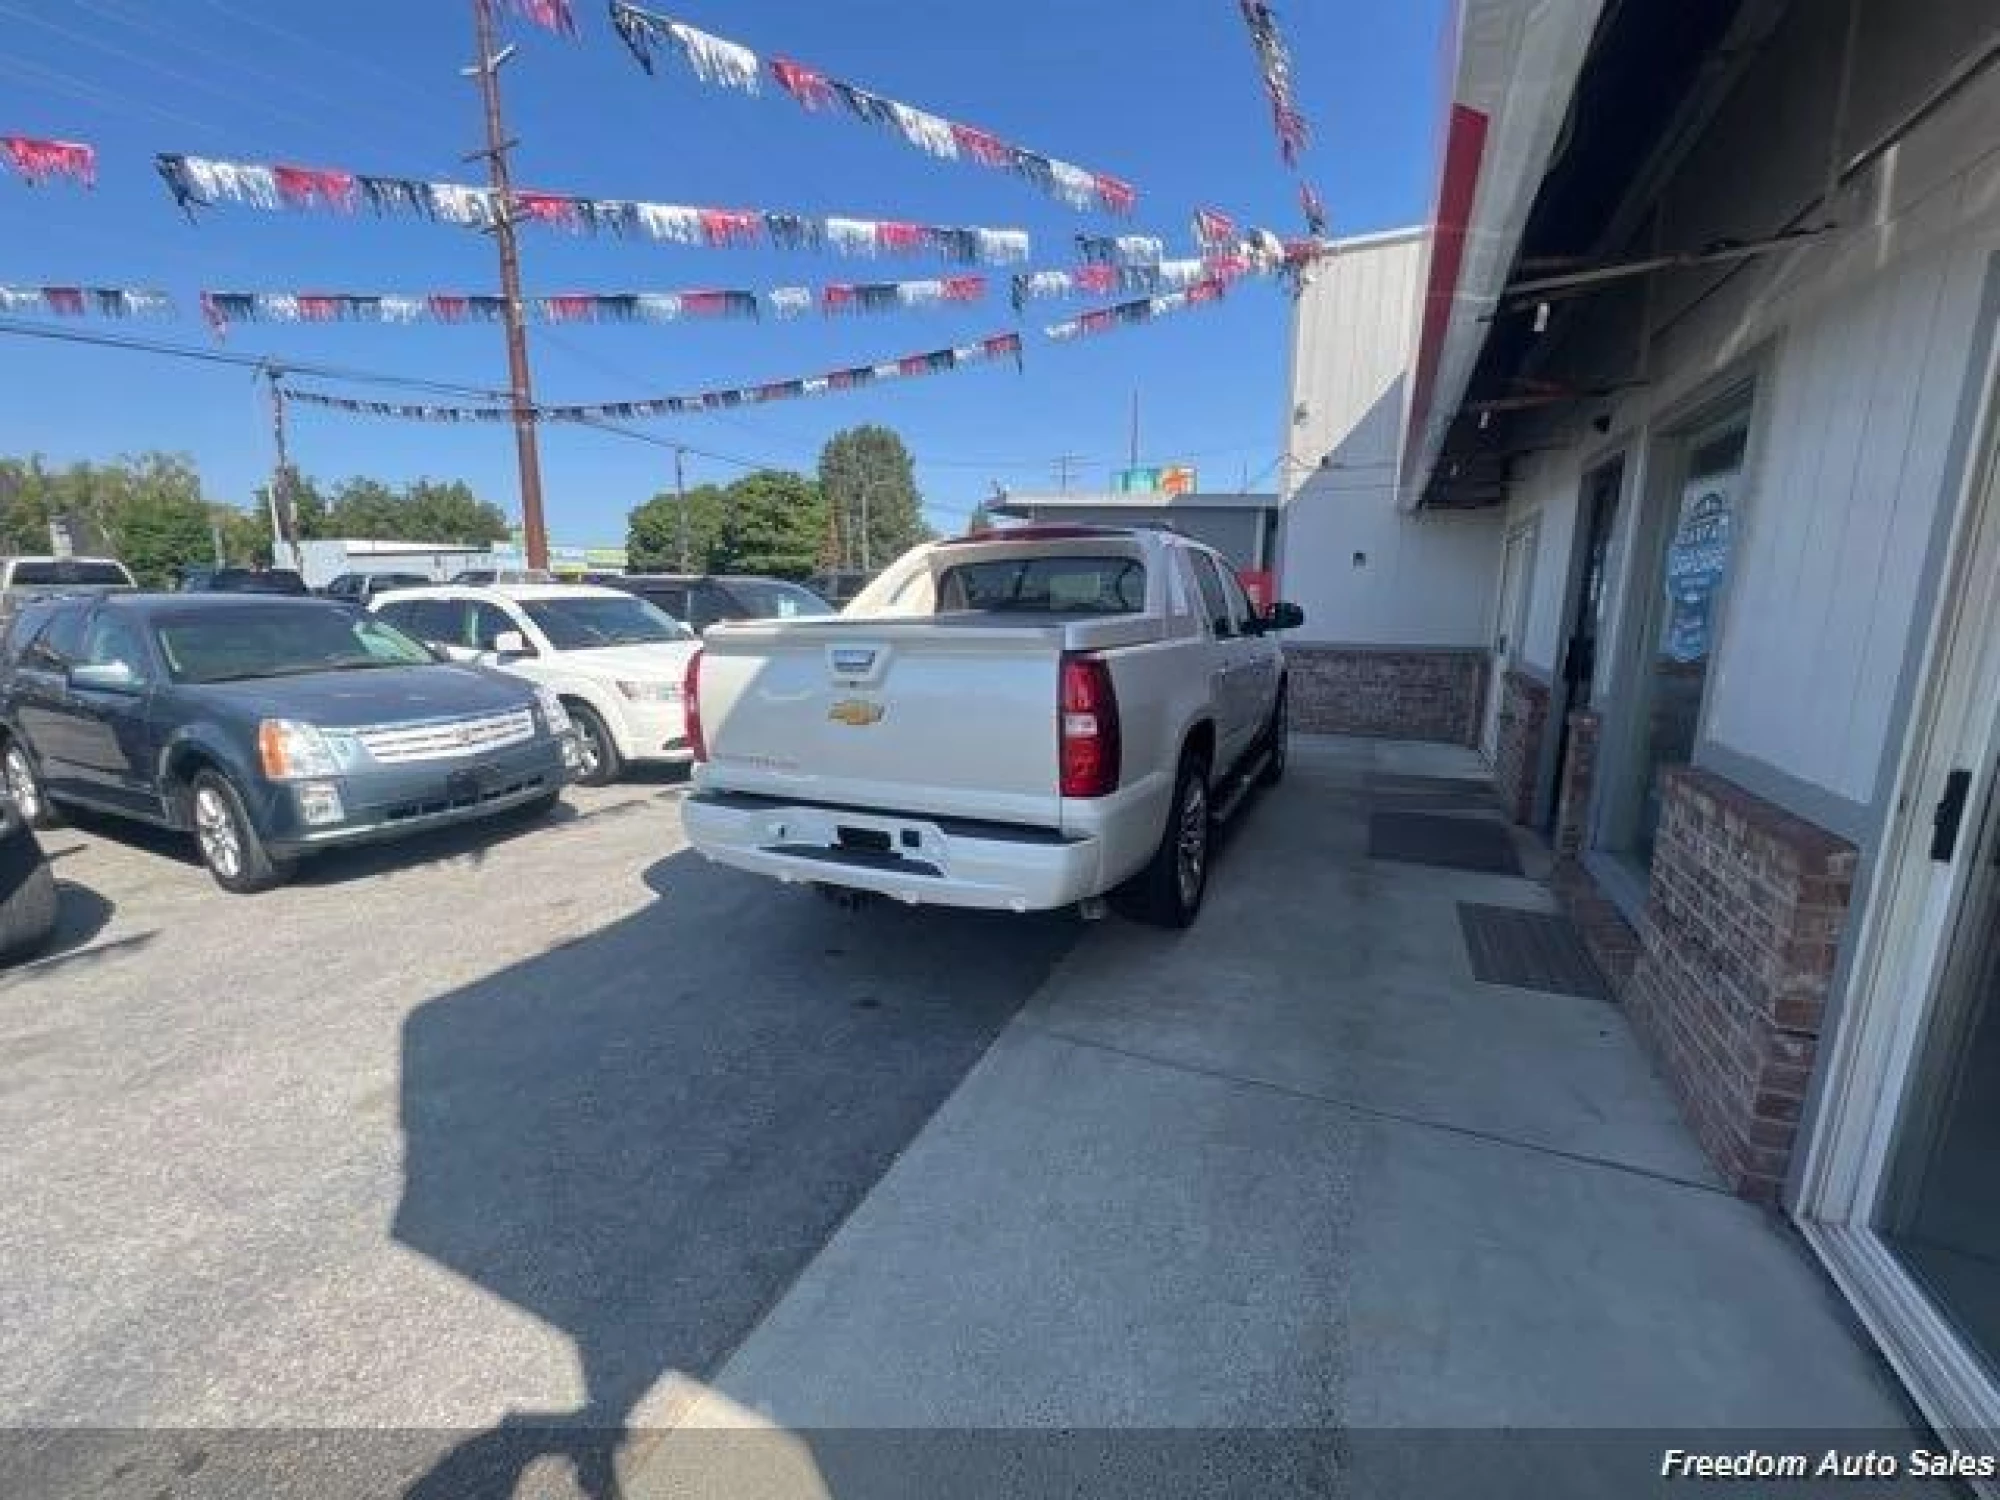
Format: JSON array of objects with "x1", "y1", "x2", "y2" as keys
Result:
[
  {"x1": 534, "y1": 687, "x2": 572, "y2": 734},
  {"x1": 257, "y1": 719, "x2": 340, "y2": 780},
  {"x1": 616, "y1": 679, "x2": 681, "y2": 702}
]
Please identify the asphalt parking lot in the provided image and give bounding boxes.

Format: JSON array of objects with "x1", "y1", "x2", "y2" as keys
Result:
[{"x1": 0, "y1": 774, "x2": 1080, "y2": 1496}]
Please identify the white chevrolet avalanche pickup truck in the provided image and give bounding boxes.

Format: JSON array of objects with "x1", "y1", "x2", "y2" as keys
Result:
[{"x1": 680, "y1": 525, "x2": 1304, "y2": 926}]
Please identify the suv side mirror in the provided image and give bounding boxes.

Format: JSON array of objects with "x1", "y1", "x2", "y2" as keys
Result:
[
  {"x1": 70, "y1": 661, "x2": 142, "y2": 693},
  {"x1": 491, "y1": 630, "x2": 533, "y2": 659},
  {"x1": 1263, "y1": 602, "x2": 1306, "y2": 632}
]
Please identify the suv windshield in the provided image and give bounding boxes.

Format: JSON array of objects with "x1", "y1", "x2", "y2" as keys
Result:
[
  {"x1": 519, "y1": 595, "x2": 690, "y2": 649},
  {"x1": 725, "y1": 580, "x2": 835, "y2": 620},
  {"x1": 11, "y1": 560, "x2": 134, "y2": 587},
  {"x1": 937, "y1": 555, "x2": 1146, "y2": 615},
  {"x1": 154, "y1": 606, "x2": 436, "y2": 683}
]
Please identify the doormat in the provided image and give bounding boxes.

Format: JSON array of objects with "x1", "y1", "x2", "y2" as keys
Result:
[
  {"x1": 1364, "y1": 773, "x2": 1500, "y2": 814},
  {"x1": 1456, "y1": 902, "x2": 1609, "y2": 1000},
  {"x1": 1367, "y1": 810, "x2": 1523, "y2": 876}
]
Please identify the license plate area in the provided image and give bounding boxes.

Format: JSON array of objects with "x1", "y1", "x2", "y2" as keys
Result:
[{"x1": 836, "y1": 825, "x2": 893, "y2": 855}]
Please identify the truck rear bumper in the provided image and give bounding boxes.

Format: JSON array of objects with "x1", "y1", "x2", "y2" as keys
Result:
[{"x1": 682, "y1": 790, "x2": 1104, "y2": 912}]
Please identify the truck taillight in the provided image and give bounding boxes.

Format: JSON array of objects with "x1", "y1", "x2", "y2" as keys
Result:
[
  {"x1": 1059, "y1": 654, "x2": 1121, "y2": 798},
  {"x1": 683, "y1": 648, "x2": 707, "y2": 762}
]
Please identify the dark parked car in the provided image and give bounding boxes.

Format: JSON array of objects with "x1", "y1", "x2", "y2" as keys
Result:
[
  {"x1": 612, "y1": 574, "x2": 835, "y2": 632},
  {"x1": 185, "y1": 567, "x2": 313, "y2": 596},
  {"x1": 803, "y1": 569, "x2": 876, "y2": 609},
  {"x1": 323, "y1": 571, "x2": 432, "y2": 606},
  {"x1": 0, "y1": 596, "x2": 579, "y2": 892}
]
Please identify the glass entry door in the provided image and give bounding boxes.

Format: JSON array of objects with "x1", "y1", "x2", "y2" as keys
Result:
[{"x1": 1881, "y1": 765, "x2": 2000, "y2": 1376}]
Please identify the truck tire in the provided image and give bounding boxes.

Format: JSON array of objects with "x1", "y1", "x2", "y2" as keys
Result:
[
  {"x1": 1258, "y1": 682, "x2": 1289, "y2": 787},
  {"x1": 1115, "y1": 749, "x2": 1211, "y2": 929},
  {"x1": 190, "y1": 771, "x2": 295, "y2": 894}
]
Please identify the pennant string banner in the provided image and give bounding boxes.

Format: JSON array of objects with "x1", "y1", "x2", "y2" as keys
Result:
[
  {"x1": 3, "y1": 136, "x2": 96, "y2": 187},
  {"x1": 0, "y1": 284, "x2": 171, "y2": 317},
  {"x1": 1043, "y1": 280, "x2": 1229, "y2": 343},
  {"x1": 1010, "y1": 260, "x2": 1254, "y2": 311},
  {"x1": 284, "y1": 332, "x2": 1024, "y2": 423},
  {"x1": 609, "y1": 1, "x2": 1136, "y2": 216},
  {"x1": 499, "y1": 0, "x2": 577, "y2": 36},
  {"x1": 195, "y1": 277, "x2": 990, "y2": 332},
  {"x1": 154, "y1": 154, "x2": 1032, "y2": 264},
  {"x1": 1237, "y1": 0, "x2": 1309, "y2": 166}
]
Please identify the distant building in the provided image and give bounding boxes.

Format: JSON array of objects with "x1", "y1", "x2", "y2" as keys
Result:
[{"x1": 990, "y1": 491, "x2": 1280, "y2": 602}]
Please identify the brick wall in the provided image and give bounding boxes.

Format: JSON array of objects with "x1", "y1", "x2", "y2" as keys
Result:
[
  {"x1": 1492, "y1": 670, "x2": 1551, "y2": 824},
  {"x1": 1287, "y1": 646, "x2": 1487, "y2": 745},
  {"x1": 1626, "y1": 766, "x2": 1858, "y2": 1202}
]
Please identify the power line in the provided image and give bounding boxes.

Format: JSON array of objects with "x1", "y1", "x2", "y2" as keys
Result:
[
  {"x1": 0, "y1": 317, "x2": 509, "y2": 399},
  {"x1": 0, "y1": 0, "x2": 330, "y2": 138}
]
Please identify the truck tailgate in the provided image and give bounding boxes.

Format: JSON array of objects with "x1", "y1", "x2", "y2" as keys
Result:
[{"x1": 696, "y1": 618, "x2": 1068, "y2": 828}]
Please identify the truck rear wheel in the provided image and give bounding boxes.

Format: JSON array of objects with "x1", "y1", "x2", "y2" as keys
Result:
[{"x1": 1114, "y1": 749, "x2": 1211, "y2": 929}]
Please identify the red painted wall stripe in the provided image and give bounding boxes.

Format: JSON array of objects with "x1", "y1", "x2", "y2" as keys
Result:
[{"x1": 1403, "y1": 102, "x2": 1490, "y2": 486}]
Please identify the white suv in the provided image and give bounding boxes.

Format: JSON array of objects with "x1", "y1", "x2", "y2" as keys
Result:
[{"x1": 372, "y1": 584, "x2": 698, "y2": 784}]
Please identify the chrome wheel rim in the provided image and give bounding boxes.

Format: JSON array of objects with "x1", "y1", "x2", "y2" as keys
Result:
[
  {"x1": 1176, "y1": 776, "x2": 1208, "y2": 908},
  {"x1": 194, "y1": 786, "x2": 242, "y2": 879},
  {"x1": 4, "y1": 746, "x2": 39, "y2": 822},
  {"x1": 574, "y1": 716, "x2": 604, "y2": 776}
]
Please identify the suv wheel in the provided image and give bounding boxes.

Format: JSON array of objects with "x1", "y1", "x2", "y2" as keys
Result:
[
  {"x1": 1113, "y1": 749, "x2": 1212, "y2": 929},
  {"x1": 3, "y1": 739, "x2": 59, "y2": 830},
  {"x1": 190, "y1": 771, "x2": 294, "y2": 894},
  {"x1": 567, "y1": 703, "x2": 623, "y2": 786}
]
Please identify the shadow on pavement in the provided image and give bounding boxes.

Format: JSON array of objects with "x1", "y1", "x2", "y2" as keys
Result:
[{"x1": 392, "y1": 847, "x2": 1080, "y2": 1498}]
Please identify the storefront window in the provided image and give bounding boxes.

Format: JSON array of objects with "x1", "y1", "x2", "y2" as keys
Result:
[{"x1": 1610, "y1": 416, "x2": 1746, "y2": 870}]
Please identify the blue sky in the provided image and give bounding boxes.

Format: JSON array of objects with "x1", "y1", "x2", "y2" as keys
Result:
[{"x1": 1, "y1": 0, "x2": 1447, "y2": 542}]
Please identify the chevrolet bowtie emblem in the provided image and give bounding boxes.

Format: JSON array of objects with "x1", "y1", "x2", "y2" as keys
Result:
[{"x1": 827, "y1": 697, "x2": 886, "y2": 727}]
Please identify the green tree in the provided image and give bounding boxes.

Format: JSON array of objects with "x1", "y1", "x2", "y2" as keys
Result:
[
  {"x1": 0, "y1": 458, "x2": 54, "y2": 553},
  {"x1": 253, "y1": 466, "x2": 330, "y2": 542},
  {"x1": 817, "y1": 425, "x2": 932, "y2": 573},
  {"x1": 92, "y1": 460, "x2": 213, "y2": 588},
  {"x1": 212, "y1": 504, "x2": 273, "y2": 567},
  {"x1": 327, "y1": 478, "x2": 405, "y2": 539},
  {"x1": 402, "y1": 479, "x2": 510, "y2": 544},
  {"x1": 722, "y1": 470, "x2": 825, "y2": 579},
  {"x1": 627, "y1": 482, "x2": 730, "y2": 572}
]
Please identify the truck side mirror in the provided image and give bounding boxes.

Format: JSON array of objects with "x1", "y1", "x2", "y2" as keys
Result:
[
  {"x1": 491, "y1": 630, "x2": 533, "y2": 659},
  {"x1": 1264, "y1": 602, "x2": 1306, "y2": 632}
]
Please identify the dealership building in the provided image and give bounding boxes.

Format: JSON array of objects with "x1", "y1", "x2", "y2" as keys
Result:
[{"x1": 1278, "y1": 0, "x2": 2000, "y2": 1450}]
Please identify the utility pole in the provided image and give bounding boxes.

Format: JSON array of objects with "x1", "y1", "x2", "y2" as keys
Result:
[
  {"x1": 466, "y1": 0, "x2": 548, "y2": 572},
  {"x1": 1051, "y1": 454, "x2": 1087, "y2": 493},
  {"x1": 673, "y1": 445, "x2": 690, "y2": 571},
  {"x1": 264, "y1": 368, "x2": 303, "y2": 572},
  {"x1": 1128, "y1": 389, "x2": 1141, "y2": 469}
]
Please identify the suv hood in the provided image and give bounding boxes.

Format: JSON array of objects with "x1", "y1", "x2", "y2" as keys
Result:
[
  {"x1": 185, "y1": 664, "x2": 535, "y2": 728},
  {"x1": 550, "y1": 640, "x2": 698, "y2": 681}
]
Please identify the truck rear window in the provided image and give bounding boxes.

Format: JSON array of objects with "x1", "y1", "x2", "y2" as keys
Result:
[{"x1": 936, "y1": 555, "x2": 1144, "y2": 615}]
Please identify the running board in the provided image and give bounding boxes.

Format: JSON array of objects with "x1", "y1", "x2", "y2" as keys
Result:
[{"x1": 1211, "y1": 746, "x2": 1272, "y2": 825}]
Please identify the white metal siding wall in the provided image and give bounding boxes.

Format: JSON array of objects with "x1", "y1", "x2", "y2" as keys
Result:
[
  {"x1": 1489, "y1": 16, "x2": 2000, "y2": 811},
  {"x1": 1281, "y1": 230, "x2": 1502, "y2": 645}
]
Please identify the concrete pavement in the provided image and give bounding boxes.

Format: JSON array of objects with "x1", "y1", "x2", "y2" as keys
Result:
[{"x1": 647, "y1": 736, "x2": 1928, "y2": 1496}]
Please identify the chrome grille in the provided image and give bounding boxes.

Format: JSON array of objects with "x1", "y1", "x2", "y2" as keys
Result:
[{"x1": 355, "y1": 708, "x2": 535, "y2": 765}]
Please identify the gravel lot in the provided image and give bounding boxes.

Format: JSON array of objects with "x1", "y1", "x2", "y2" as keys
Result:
[{"x1": 0, "y1": 775, "x2": 1079, "y2": 1496}]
